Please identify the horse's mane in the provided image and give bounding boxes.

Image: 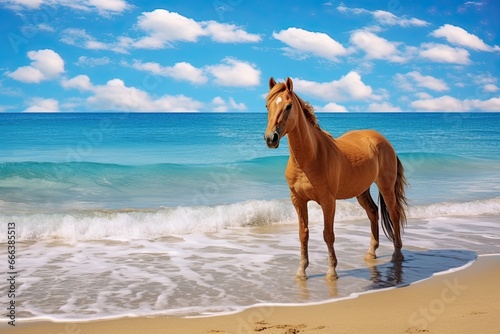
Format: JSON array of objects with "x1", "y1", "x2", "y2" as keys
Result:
[{"x1": 267, "y1": 83, "x2": 320, "y2": 130}]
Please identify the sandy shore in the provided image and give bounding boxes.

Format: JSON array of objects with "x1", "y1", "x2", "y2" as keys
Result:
[{"x1": 3, "y1": 254, "x2": 499, "y2": 334}]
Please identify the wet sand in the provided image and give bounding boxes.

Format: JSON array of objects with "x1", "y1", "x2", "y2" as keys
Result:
[{"x1": 3, "y1": 254, "x2": 499, "y2": 334}]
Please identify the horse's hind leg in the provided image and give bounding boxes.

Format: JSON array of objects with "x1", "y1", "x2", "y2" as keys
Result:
[
  {"x1": 357, "y1": 189, "x2": 379, "y2": 260},
  {"x1": 378, "y1": 186, "x2": 404, "y2": 262}
]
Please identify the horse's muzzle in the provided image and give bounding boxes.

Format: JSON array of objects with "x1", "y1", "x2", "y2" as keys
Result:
[{"x1": 265, "y1": 131, "x2": 280, "y2": 148}]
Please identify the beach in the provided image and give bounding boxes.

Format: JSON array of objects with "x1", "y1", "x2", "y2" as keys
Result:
[
  {"x1": 3, "y1": 254, "x2": 499, "y2": 334},
  {"x1": 1, "y1": 113, "x2": 500, "y2": 332}
]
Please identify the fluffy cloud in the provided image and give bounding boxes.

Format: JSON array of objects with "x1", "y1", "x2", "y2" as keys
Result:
[
  {"x1": 292, "y1": 72, "x2": 373, "y2": 102},
  {"x1": 61, "y1": 74, "x2": 93, "y2": 91},
  {"x1": 350, "y1": 30, "x2": 406, "y2": 62},
  {"x1": 134, "y1": 9, "x2": 206, "y2": 48},
  {"x1": 2, "y1": 0, "x2": 129, "y2": 15},
  {"x1": 431, "y1": 24, "x2": 500, "y2": 52},
  {"x1": 273, "y1": 27, "x2": 349, "y2": 61},
  {"x1": 206, "y1": 58, "x2": 261, "y2": 87},
  {"x1": 372, "y1": 10, "x2": 429, "y2": 27},
  {"x1": 127, "y1": 58, "x2": 261, "y2": 87},
  {"x1": 483, "y1": 84, "x2": 499, "y2": 93},
  {"x1": 133, "y1": 9, "x2": 260, "y2": 49},
  {"x1": 60, "y1": 28, "x2": 131, "y2": 53},
  {"x1": 367, "y1": 102, "x2": 401, "y2": 112},
  {"x1": 419, "y1": 43, "x2": 471, "y2": 65},
  {"x1": 6, "y1": 49, "x2": 64, "y2": 83},
  {"x1": 61, "y1": 75, "x2": 204, "y2": 111},
  {"x1": 395, "y1": 71, "x2": 449, "y2": 92},
  {"x1": 60, "y1": 10, "x2": 261, "y2": 52},
  {"x1": 76, "y1": 56, "x2": 111, "y2": 67},
  {"x1": 203, "y1": 21, "x2": 262, "y2": 43},
  {"x1": 24, "y1": 98, "x2": 59, "y2": 112},
  {"x1": 337, "y1": 4, "x2": 429, "y2": 27},
  {"x1": 211, "y1": 96, "x2": 247, "y2": 112},
  {"x1": 317, "y1": 102, "x2": 348, "y2": 112},
  {"x1": 411, "y1": 96, "x2": 500, "y2": 111},
  {"x1": 130, "y1": 61, "x2": 208, "y2": 84},
  {"x1": 87, "y1": 79, "x2": 203, "y2": 111}
]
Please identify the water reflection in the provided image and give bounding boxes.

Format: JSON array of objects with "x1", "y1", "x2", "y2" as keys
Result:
[{"x1": 297, "y1": 249, "x2": 477, "y2": 300}]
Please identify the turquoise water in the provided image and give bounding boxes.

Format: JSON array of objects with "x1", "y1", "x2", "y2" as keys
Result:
[
  {"x1": 0, "y1": 112, "x2": 499, "y2": 320},
  {"x1": 1, "y1": 113, "x2": 499, "y2": 211}
]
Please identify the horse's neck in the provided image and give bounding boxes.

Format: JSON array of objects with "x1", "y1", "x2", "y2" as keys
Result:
[{"x1": 287, "y1": 107, "x2": 337, "y2": 168}]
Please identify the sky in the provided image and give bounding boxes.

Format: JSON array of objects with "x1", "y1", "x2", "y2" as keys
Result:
[{"x1": 0, "y1": 0, "x2": 499, "y2": 112}]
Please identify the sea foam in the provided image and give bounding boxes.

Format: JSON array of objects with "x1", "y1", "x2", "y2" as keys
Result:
[{"x1": 1, "y1": 197, "x2": 499, "y2": 242}]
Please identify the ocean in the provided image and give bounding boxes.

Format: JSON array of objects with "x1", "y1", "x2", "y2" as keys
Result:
[{"x1": 0, "y1": 112, "x2": 499, "y2": 321}]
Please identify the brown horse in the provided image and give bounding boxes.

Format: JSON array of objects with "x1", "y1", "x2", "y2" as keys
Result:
[{"x1": 264, "y1": 77, "x2": 408, "y2": 281}]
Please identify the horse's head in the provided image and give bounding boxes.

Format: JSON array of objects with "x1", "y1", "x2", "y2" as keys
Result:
[{"x1": 264, "y1": 77, "x2": 296, "y2": 149}]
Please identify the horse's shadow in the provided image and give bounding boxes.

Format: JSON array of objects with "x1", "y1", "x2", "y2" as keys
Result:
[
  {"x1": 298, "y1": 249, "x2": 477, "y2": 299},
  {"x1": 341, "y1": 249, "x2": 477, "y2": 290}
]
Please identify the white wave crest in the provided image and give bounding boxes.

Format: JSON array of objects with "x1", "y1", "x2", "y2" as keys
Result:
[{"x1": 1, "y1": 198, "x2": 499, "y2": 242}]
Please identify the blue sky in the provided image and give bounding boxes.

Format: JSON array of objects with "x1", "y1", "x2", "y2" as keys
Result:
[{"x1": 1, "y1": 0, "x2": 499, "y2": 112}]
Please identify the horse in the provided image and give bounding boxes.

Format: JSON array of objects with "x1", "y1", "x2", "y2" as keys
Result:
[{"x1": 263, "y1": 77, "x2": 408, "y2": 281}]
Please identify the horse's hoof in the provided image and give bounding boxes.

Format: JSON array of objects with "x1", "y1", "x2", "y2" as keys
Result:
[
  {"x1": 325, "y1": 269, "x2": 338, "y2": 281},
  {"x1": 391, "y1": 252, "x2": 404, "y2": 262},
  {"x1": 365, "y1": 252, "x2": 377, "y2": 260},
  {"x1": 325, "y1": 273, "x2": 338, "y2": 281},
  {"x1": 295, "y1": 272, "x2": 308, "y2": 281}
]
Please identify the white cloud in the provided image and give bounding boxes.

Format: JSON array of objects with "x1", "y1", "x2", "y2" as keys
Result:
[
  {"x1": 372, "y1": 10, "x2": 429, "y2": 27},
  {"x1": 317, "y1": 102, "x2": 348, "y2": 112},
  {"x1": 415, "y1": 92, "x2": 433, "y2": 99},
  {"x1": 130, "y1": 61, "x2": 208, "y2": 84},
  {"x1": 292, "y1": 72, "x2": 373, "y2": 102},
  {"x1": 483, "y1": 84, "x2": 499, "y2": 93},
  {"x1": 134, "y1": 9, "x2": 206, "y2": 48},
  {"x1": 211, "y1": 96, "x2": 247, "y2": 112},
  {"x1": 60, "y1": 10, "x2": 260, "y2": 53},
  {"x1": 471, "y1": 98, "x2": 500, "y2": 111},
  {"x1": 203, "y1": 21, "x2": 262, "y2": 43},
  {"x1": 350, "y1": 30, "x2": 406, "y2": 62},
  {"x1": 61, "y1": 74, "x2": 93, "y2": 91},
  {"x1": 337, "y1": 4, "x2": 429, "y2": 27},
  {"x1": 24, "y1": 98, "x2": 59, "y2": 112},
  {"x1": 470, "y1": 73, "x2": 497, "y2": 85},
  {"x1": 7, "y1": 49, "x2": 64, "y2": 83},
  {"x1": 273, "y1": 27, "x2": 349, "y2": 61},
  {"x1": 395, "y1": 71, "x2": 449, "y2": 92},
  {"x1": 61, "y1": 28, "x2": 110, "y2": 51},
  {"x1": 2, "y1": 0, "x2": 130, "y2": 15},
  {"x1": 87, "y1": 79, "x2": 203, "y2": 111},
  {"x1": 61, "y1": 75, "x2": 204, "y2": 111},
  {"x1": 367, "y1": 102, "x2": 402, "y2": 112},
  {"x1": 431, "y1": 24, "x2": 499, "y2": 52},
  {"x1": 87, "y1": 0, "x2": 128, "y2": 14},
  {"x1": 129, "y1": 58, "x2": 261, "y2": 87},
  {"x1": 133, "y1": 9, "x2": 260, "y2": 49},
  {"x1": 76, "y1": 56, "x2": 111, "y2": 67},
  {"x1": 419, "y1": 43, "x2": 471, "y2": 64},
  {"x1": 411, "y1": 95, "x2": 500, "y2": 111},
  {"x1": 411, "y1": 95, "x2": 467, "y2": 111},
  {"x1": 61, "y1": 29, "x2": 134, "y2": 53},
  {"x1": 206, "y1": 57, "x2": 260, "y2": 87}
]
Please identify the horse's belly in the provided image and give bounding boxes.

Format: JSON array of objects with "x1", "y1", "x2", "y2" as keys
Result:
[{"x1": 336, "y1": 165, "x2": 377, "y2": 199}]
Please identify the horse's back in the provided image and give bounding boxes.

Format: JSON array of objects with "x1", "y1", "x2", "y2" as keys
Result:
[{"x1": 336, "y1": 129, "x2": 394, "y2": 158}]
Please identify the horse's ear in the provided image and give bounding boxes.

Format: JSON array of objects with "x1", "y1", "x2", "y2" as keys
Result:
[
  {"x1": 269, "y1": 77, "x2": 276, "y2": 89},
  {"x1": 285, "y1": 77, "x2": 293, "y2": 92}
]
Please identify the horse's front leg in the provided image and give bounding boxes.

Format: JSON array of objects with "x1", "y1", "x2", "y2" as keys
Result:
[
  {"x1": 291, "y1": 193, "x2": 309, "y2": 280},
  {"x1": 322, "y1": 199, "x2": 338, "y2": 281}
]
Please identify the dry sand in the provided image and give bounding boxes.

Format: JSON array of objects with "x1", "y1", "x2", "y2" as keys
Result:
[{"x1": 2, "y1": 255, "x2": 499, "y2": 334}]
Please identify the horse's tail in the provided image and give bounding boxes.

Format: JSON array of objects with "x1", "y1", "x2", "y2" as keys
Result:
[{"x1": 380, "y1": 157, "x2": 408, "y2": 242}]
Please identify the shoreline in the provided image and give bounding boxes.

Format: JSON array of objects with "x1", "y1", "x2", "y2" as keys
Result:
[{"x1": 3, "y1": 254, "x2": 499, "y2": 334}]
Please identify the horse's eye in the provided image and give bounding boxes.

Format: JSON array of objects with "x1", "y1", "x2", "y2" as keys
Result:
[{"x1": 285, "y1": 104, "x2": 292, "y2": 111}]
